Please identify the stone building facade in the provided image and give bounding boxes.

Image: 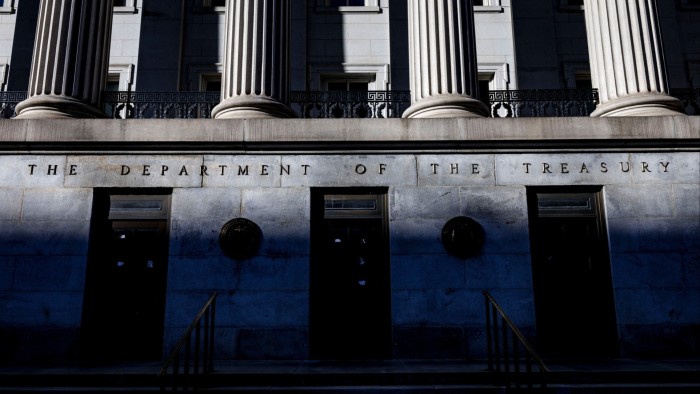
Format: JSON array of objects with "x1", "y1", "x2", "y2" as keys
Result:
[{"x1": 0, "y1": 0, "x2": 698, "y2": 364}]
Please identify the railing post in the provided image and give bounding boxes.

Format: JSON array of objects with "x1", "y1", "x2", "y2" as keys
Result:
[
  {"x1": 492, "y1": 305, "x2": 500, "y2": 375},
  {"x1": 513, "y1": 331, "x2": 520, "y2": 390},
  {"x1": 502, "y1": 316, "x2": 510, "y2": 388},
  {"x1": 485, "y1": 295, "x2": 494, "y2": 371}
]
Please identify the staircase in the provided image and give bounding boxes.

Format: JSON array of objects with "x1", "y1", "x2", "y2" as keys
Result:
[{"x1": 2, "y1": 359, "x2": 700, "y2": 393}]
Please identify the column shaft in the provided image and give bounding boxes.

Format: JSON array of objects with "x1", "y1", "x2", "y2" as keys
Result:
[
  {"x1": 584, "y1": 0, "x2": 684, "y2": 116},
  {"x1": 212, "y1": 0, "x2": 294, "y2": 119},
  {"x1": 15, "y1": 0, "x2": 114, "y2": 119},
  {"x1": 403, "y1": 0, "x2": 487, "y2": 118}
]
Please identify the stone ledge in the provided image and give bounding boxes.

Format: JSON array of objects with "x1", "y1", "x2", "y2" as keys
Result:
[{"x1": 0, "y1": 117, "x2": 697, "y2": 152}]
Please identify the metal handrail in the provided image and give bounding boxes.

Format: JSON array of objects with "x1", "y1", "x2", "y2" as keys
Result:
[
  {"x1": 159, "y1": 292, "x2": 218, "y2": 391},
  {"x1": 483, "y1": 290, "x2": 549, "y2": 392}
]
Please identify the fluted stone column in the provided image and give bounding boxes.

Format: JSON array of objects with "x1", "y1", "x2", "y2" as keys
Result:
[
  {"x1": 15, "y1": 0, "x2": 114, "y2": 119},
  {"x1": 403, "y1": 0, "x2": 487, "y2": 119},
  {"x1": 212, "y1": 0, "x2": 295, "y2": 119},
  {"x1": 584, "y1": 0, "x2": 684, "y2": 116}
]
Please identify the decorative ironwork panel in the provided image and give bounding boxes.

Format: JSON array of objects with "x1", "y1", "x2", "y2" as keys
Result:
[
  {"x1": 289, "y1": 90, "x2": 412, "y2": 119},
  {"x1": 670, "y1": 88, "x2": 700, "y2": 116},
  {"x1": 102, "y1": 91, "x2": 221, "y2": 119},
  {"x1": 487, "y1": 89, "x2": 599, "y2": 118},
  {"x1": 0, "y1": 92, "x2": 27, "y2": 119}
]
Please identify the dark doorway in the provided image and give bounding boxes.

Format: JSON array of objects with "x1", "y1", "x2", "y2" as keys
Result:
[
  {"x1": 82, "y1": 190, "x2": 171, "y2": 362},
  {"x1": 527, "y1": 187, "x2": 618, "y2": 358},
  {"x1": 310, "y1": 188, "x2": 392, "y2": 360}
]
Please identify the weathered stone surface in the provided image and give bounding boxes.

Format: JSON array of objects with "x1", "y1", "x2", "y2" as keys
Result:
[
  {"x1": 393, "y1": 327, "x2": 466, "y2": 359},
  {"x1": 253, "y1": 220, "x2": 311, "y2": 257},
  {"x1": 167, "y1": 256, "x2": 239, "y2": 291},
  {"x1": 0, "y1": 220, "x2": 90, "y2": 256},
  {"x1": 390, "y1": 219, "x2": 445, "y2": 255},
  {"x1": 238, "y1": 256, "x2": 309, "y2": 291},
  {"x1": 478, "y1": 219, "x2": 531, "y2": 254},
  {"x1": 0, "y1": 189, "x2": 22, "y2": 220},
  {"x1": 391, "y1": 255, "x2": 466, "y2": 290},
  {"x1": 241, "y1": 187, "x2": 310, "y2": 221},
  {"x1": 615, "y1": 288, "x2": 700, "y2": 325},
  {"x1": 459, "y1": 186, "x2": 528, "y2": 220},
  {"x1": 629, "y1": 153, "x2": 700, "y2": 185},
  {"x1": 392, "y1": 289, "x2": 482, "y2": 326},
  {"x1": 391, "y1": 186, "x2": 460, "y2": 220},
  {"x1": 21, "y1": 188, "x2": 93, "y2": 221},
  {"x1": 171, "y1": 188, "x2": 242, "y2": 220},
  {"x1": 605, "y1": 185, "x2": 675, "y2": 219},
  {"x1": 610, "y1": 253, "x2": 685, "y2": 288},
  {"x1": 170, "y1": 218, "x2": 228, "y2": 256},
  {"x1": 466, "y1": 253, "x2": 534, "y2": 289},
  {"x1": 237, "y1": 329, "x2": 308, "y2": 359},
  {"x1": 608, "y1": 218, "x2": 700, "y2": 253},
  {"x1": 12, "y1": 256, "x2": 87, "y2": 291},
  {"x1": 223, "y1": 290, "x2": 309, "y2": 327},
  {"x1": 674, "y1": 184, "x2": 700, "y2": 217},
  {"x1": 0, "y1": 292, "x2": 84, "y2": 326}
]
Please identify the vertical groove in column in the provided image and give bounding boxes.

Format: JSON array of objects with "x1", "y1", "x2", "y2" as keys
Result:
[
  {"x1": 583, "y1": 0, "x2": 683, "y2": 116},
  {"x1": 404, "y1": 0, "x2": 486, "y2": 118},
  {"x1": 16, "y1": 0, "x2": 114, "y2": 118},
  {"x1": 214, "y1": 0, "x2": 293, "y2": 118}
]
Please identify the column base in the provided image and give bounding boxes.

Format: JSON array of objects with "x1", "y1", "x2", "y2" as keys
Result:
[
  {"x1": 212, "y1": 96, "x2": 296, "y2": 119},
  {"x1": 591, "y1": 93, "x2": 686, "y2": 117},
  {"x1": 14, "y1": 95, "x2": 107, "y2": 119},
  {"x1": 402, "y1": 94, "x2": 489, "y2": 119}
]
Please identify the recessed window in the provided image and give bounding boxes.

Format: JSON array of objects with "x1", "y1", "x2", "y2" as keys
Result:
[
  {"x1": 322, "y1": 74, "x2": 374, "y2": 91},
  {"x1": 316, "y1": 0, "x2": 380, "y2": 13},
  {"x1": 201, "y1": 74, "x2": 222, "y2": 92},
  {"x1": 114, "y1": 0, "x2": 137, "y2": 14}
]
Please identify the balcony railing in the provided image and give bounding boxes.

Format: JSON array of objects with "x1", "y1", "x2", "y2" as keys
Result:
[{"x1": 2, "y1": 89, "x2": 699, "y2": 119}]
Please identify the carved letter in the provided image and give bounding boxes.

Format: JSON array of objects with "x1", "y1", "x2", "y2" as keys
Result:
[
  {"x1": 261, "y1": 165, "x2": 269, "y2": 176},
  {"x1": 431, "y1": 163, "x2": 439, "y2": 174},
  {"x1": 68, "y1": 165, "x2": 78, "y2": 175},
  {"x1": 580, "y1": 163, "x2": 589, "y2": 174},
  {"x1": 302, "y1": 164, "x2": 310, "y2": 175},
  {"x1": 219, "y1": 165, "x2": 227, "y2": 175},
  {"x1": 47, "y1": 165, "x2": 58, "y2": 175},
  {"x1": 601, "y1": 162, "x2": 608, "y2": 173},
  {"x1": 161, "y1": 165, "x2": 169, "y2": 176},
  {"x1": 143, "y1": 165, "x2": 151, "y2": 176},
  {"x1": 179, "y1": 166, "x2": 189, "y2": 176},
  {"x1": 355, "y1": 164, "x2": 367, "y2": 175},
  {"x1": 660, "y1": 162, "x2": 670, "y2": 173},
  {"x1": 642, "y1": 162, "x2": 651, "y2": 173},
  {"x1": 471, "y1": 163, "x2": 480, "y2": 174},
  {"x1": 238, "y1": 165, "x2": 249, "y2": 176},
  {"x1": 280, "y1": 165, "x2": 290, "y2": 175},
  {"x1": 523, "y1": 163, "x2": 532, "y2": 174},
  {"x1": 28, "y1": 164, "x2": 37, "y2": 175},
  {"x1": 620, "y1": 162, "x2": 630, "y2": 173},
  {"x1": 379, "y1": 163, "x2": 387, "y2": 175},
  {"x1": 121, "y1": 165, "x2": 131, "y2": 175},
  {"x1": 561, "y1": 163, "x2": 569, "y2": 174},
  {"x1": 201, "y1": 166, "x2": 209, "y2": 176},
  {"x1": 450, "y1": 163, "x2": 459, "y2": 174},
  {"x1": 542, "y1": 163, "x2": 552, "y2": 174}
]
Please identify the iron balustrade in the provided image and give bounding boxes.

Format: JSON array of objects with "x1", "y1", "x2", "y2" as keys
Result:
[
  {"x1": 487, "y1": 89, "x2": 598, "y2": 118},
  {"x1": 484, "y1": 290, "x2": 549, "y2": 392},
  {"x1": 671, "y1": 88, "x2": 700, "y2": 116},
  {"x1": 102, "y1": 91, "x2": 221, "y2": 119},
  {"x1": 4, "y1": 88, "x2": 699, "y2": 119},
  {"x1": 0, "y1": 91, "x2": 26, "y2": 119},
  {"x1": 160, "y1": 292, "x2": 218, "y2": 392},
  {"x1": 289, "y1": 90, "x2": 412, "y2": 118}
]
